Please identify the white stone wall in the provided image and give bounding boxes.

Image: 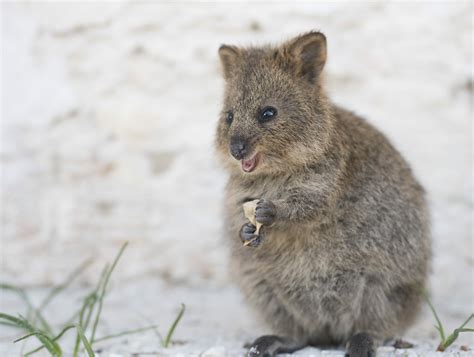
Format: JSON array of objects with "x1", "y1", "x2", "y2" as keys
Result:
[{"x1": 1, "y1": 1, "x2": 472, "y2": 321}]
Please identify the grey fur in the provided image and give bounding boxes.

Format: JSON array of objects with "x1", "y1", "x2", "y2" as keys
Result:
[{"x1": 215, "y1": 31, "x2": 431, "y2": 356}]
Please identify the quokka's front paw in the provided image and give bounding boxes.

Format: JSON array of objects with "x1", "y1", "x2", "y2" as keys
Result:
[
  {"x1": 255, "y1": 199, "x2": 277, "y2": 226},
  {"x1": 240, "y1": 222, "x2": 264, "y2": 247}
]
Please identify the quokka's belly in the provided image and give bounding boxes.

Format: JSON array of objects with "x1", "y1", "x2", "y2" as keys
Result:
[
  {"x1": 236, "y1": 264, "x2": 365, "y2": 344},
  {"x1": 232, "y1": 230, "x2": 367, "y2": 343}
]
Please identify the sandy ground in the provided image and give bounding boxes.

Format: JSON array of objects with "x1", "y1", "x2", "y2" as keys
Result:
[
  {"x1": 1, "y1": 278, "x2": 474, "y2": 356},
  {"x1": 1, "y1": 1, "x2": 473, "y2": 356}
]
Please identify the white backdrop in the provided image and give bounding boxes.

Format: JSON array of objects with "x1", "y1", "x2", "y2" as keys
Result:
[{"x1": 1, "y1": 0, "x2": 472, "y2": 337}]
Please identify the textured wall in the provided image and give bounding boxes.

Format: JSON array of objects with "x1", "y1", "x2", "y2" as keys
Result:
[{"x1": 1, "y1": 1, "x2": 472, "y2": 319}]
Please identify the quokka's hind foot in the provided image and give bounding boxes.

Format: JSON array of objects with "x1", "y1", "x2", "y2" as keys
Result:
[
  {"x1": 345, "y1": 332, "x2": 375, "y2": 357},
  {"x1": 247, "y1": 335, "x2": 305, "y2": 357}
]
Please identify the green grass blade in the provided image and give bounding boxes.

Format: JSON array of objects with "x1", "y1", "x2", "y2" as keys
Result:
[
  {"x1": 12, "y1": 329, "x2": 58, "y2": 348},
  {"x1": 76, "y1": 325, "x2": 95, "y2": 357},
  {"x1": 0, "y1": 284, "x2": 52, "y2": 333},
  {"x1": 38, "y1": 257, "x2": 94, "y2": 312},
  {"x1": 162, "y1": 303, "x2": 185, "y2": 348},
  {"x1": 64, "y1": 265, "x2": 107, "y2": 330},
  {"x1": 94, "y1": 325, "x2": 159, "y2": 343},
  {"x1": 425, "y1": 294, "x2": 446, "y2": 342},
  {"x1": 0, "y1": 312, "x2": 27, "y2": 325},
  {"x1": 90, "y1": 242, "x2": 128, "y2": 343},
  {"x1": 25, "y1": 325, "x2": 76, "y2": 356},
  {"x1": 73, "y1": 293, "x2": 97, "y2": 357},
  {"x1": 17, "y1": 314, "x2": 62, "y2": 356},
  {"x1": 0, "y1": 320, "x2": 22, "y2": 328},
  {"x1": 0, "y1": 313, "x2": 60, "y2": 356},
  {"x1": 83, "y1": 265, "x2": 109, "y2": 330},
  {"x1": 14, "y1": 332, "x2": 37, "y2": 343},
  {"x1": 457, "y1": 314, "x2": 474, "y2": 330},
  {"x1": 72, "y1": 265, "x2": 108, "y2": 356},
  {"x1": 72, "y1": 262, "x2": 113, "y2": 356},
  {"x1": 0, "y1": 284, "x2": 33, "y2": 307},
  {"x1": 16, "y1": 331, "x2": 59, "y2": 355},
  {"x1": 82, "y1": 295, "x2": 98, "y2": 331},
  {"x1": 443, "y1": 332, "x2": 458, "y2": 350},
  {"x1": 457, "y1": 328, "x2": 474, "y2": 332}
]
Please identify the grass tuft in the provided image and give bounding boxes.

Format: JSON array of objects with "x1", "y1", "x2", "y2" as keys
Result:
[
  {"x1": 0, "y1": 313, "x2": 61, "y2": 356},
  {"x1": 1, "y1": 242, "x2": 187, "y2": 356},
  {"x1": 425, "y1": 294, "x2": 474, "y2": 351}
]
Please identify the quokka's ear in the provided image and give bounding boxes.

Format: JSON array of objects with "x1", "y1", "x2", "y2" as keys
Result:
[
  {"x1": 281, "y1": 31, "x2": 327, "y2": 83},
  {"x1": 218, "y1": 45, "x2": 240, "y2": 80}
]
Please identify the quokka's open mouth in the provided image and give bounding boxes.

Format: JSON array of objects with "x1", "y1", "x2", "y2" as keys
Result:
[{"x1": 241, "y1": 153, "x2": 260, "y2": 173}]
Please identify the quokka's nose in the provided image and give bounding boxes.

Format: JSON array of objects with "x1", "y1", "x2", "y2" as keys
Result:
[{"x1": 230, "y1": 137, "x2": 248, "y2": 160}]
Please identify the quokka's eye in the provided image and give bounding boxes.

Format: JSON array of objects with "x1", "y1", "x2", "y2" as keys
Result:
[
  {"x1": 225, "y1": 111, "x2": 234, "y2": 125},
  {"x1": 259, "y1": 106, "x2": 277, "y2": 123}
]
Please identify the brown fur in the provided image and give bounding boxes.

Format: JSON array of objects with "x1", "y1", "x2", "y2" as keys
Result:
[{"x1": 215, "y1": 31, "x2": 430, "y2": 354}]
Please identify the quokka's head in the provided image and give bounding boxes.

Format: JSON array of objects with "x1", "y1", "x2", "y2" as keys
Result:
[{"x1": 215, "y1": 31, "x2": 334, "y2": 176}]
